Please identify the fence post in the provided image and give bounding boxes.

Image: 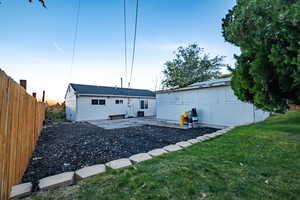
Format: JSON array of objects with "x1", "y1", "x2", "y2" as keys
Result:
[
  {"x1": 42, "y1": 91, "x2": 45, "y2": 102},
  {"x1": 19, "y1": 80, "x2": 27, "y2": 91}
]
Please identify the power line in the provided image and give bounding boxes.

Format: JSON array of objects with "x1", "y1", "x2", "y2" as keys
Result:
[
  {"x1": 70, "y1": 0, "x2": 81, "y2": 82},
  {"x1": 128, "y1": 0, "x2": 139, "y2": 88},
  {"x1": 123, "y1": 0, "x2": 128, "y2": 87}
]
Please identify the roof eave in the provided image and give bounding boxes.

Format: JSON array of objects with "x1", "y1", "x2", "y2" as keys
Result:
[{"x1": 76, "y1": 93, "x2": 156, "y2": 99}]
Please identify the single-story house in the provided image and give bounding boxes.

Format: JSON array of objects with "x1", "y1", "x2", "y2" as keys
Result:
[
  {"x1": 65, "y1": 83, "x2": 156, "y2": 121},
  {"x1": 156, "y1": 78, "x2": 269, "y2": 128}
]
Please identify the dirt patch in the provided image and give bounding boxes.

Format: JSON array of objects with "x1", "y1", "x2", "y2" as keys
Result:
[{"x1": 22, "y1": 122, "x2": 218, "y2": 190}]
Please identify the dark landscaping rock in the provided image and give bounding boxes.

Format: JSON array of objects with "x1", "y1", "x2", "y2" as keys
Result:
[{"x1": 22, "y1": 122, "x2": 217, "y2": 191}]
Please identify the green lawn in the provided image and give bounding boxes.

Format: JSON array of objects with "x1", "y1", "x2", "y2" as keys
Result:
[{"x1": 28, "y1": 111, "x2": 300, "y2": 200}]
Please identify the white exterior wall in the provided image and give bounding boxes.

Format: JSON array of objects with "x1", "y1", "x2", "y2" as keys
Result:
[
  {"x1": 156, "y1": 86, "x2": 269, "y2": 127},
  {"x1": 65, "y1": 86, "x2": 77, "y2": 121},
  {"x1": 75, "y1": 96, "x2": 156, "y2": 121}
]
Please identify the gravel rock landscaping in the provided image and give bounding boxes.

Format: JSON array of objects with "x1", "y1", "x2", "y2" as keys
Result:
[{"x1": 22, "y1": 122, "x2": 217, "y2": 190}]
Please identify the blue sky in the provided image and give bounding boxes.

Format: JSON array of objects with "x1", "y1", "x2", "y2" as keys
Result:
[{"x1": 0, "y1": 0, "x2": 239, "y2": 101}]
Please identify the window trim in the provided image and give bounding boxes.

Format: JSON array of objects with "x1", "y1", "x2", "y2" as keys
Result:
[
  {"x1": 99, "y1": 99, "x2": 106, "y2": 105},
  {"x1": 140, "y1": 99, "x2": 149, "y2": 109},
  {"x1": 115, "y1": 99, "x2": 124, "y2": 104},
  {"x1": 91, "y1": 99, "x2": 106, "y2": 105},
  {"x1": 91, "y1": 99, "x2": 99, "y2": 105}
]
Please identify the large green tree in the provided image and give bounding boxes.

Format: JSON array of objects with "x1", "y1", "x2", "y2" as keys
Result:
[
  {"x1": 162, "y1": 44, "x2": 226, "y2": 88},
  {"x1": 222, "y1": 0, "x2": 300, "y2": 112}
]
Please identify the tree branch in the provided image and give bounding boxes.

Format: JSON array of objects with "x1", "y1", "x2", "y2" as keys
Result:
[{"x1": 29, "y1": 0, "x2": 46, "y2": 8}]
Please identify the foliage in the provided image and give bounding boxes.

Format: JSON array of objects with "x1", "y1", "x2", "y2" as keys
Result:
[
  {"x1": 27, "y1": 111, "x2": 300, "y2": 200},
  {"x1": 222, "y1": 0, "x2": 300, "y2": 112},
  {"x1": 45, "y1": 110, "x2": 65, "y2": 121},
  {"x1": 162, "y1": 44, "x2": 226, "y2": 88},
  {"x1": 45, "y1": 103, "x2": 65, "y2": 121}
]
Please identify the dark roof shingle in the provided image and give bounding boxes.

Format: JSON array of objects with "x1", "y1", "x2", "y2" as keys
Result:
[{"x1": 70, "y1": 83, "x2": 155, "y2": 97}]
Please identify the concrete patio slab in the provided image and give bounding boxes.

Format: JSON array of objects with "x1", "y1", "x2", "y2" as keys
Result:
[
  {"x1": 105, "y1": 158, "x2": 132, "y2": 169},
  {"x1": 75, "y1": 164, "x2": 106, "y2": 180},
  {"x1": 38, "y1": 172, "x2": 74, "y2": 191},
  {"x1": 148, "y1": 148, "x2": 168, "y2": 157},
  {"x1": 163, "y1": 145, "x2": 182, "y2": 152},
  {"x1": 129, "y1": 153, "x2": 152, "y2": 163},
  {"x1": 88, "y1": 117, "x2": 189, "y2": 130},
  {"x1": 10, "y1": 182, "x2": 32, "y2": 199},
  {"x1": 176, "y1": 141, "x2": 192, "y2": 148}
]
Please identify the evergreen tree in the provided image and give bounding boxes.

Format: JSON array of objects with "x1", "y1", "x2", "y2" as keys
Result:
[{"x1": 222, "y1": 0, "x2": 300, "y2": 112}]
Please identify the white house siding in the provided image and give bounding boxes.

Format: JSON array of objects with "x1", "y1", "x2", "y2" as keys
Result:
[
  {"x1": 75, "y1": 96, "x2": 156, "y2": 121},
  {"x1": 65, "y1": 86, "x2": 77, "y2": 121},
  {"x1": 126, "y1": 98, "x2": 156, "y2": 118},
  {"x1": 156, "y1": 86, "x2": 269, "y2": 127}
]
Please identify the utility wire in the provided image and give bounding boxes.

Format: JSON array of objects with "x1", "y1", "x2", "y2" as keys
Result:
[
  {"x1": 128, "y1": 0, "x2": 139, "y2": 88},
  {"x1": 70, "y1": 0, "x2": 81, "y2": 82},
  {"x1": 123, "y1": 0, "x2": 128, "y2": 87}
]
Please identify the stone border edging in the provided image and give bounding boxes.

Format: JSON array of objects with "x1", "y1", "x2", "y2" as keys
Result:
[{"x1": 10, "y1": 126, "x2": 234, "y2": 199}]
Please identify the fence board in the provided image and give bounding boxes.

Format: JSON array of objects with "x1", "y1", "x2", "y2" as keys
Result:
[
  {"x1": 0, "y1": 69, "x2": 45, "y2": 200},
  {"x1": 0, "y1": 71, "x2": 9, "y2": 200},
  {"x1": 0, "y1": 71, "x2": 4, "y2": 199},
  {"x1": 1, "y1": 73, "x2": 10, "y2": 200}
]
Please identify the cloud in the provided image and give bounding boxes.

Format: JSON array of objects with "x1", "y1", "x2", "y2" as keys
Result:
[{"x1": 53, "y1": 42, "x2": 65, "y2": 55}]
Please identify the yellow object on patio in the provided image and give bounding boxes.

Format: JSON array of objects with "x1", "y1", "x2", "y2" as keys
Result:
[{"x1": 180, "y1": 114, "x2": 185, "y2": 127}]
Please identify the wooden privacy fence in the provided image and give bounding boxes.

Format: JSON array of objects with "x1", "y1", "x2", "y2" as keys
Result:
[{"x1": 0, "y1": 70, "x2": 45, "y2": 200}]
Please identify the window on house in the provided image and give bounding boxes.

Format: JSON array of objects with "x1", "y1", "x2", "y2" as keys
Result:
[
  {"x1": 99, "y1": 99, "x2": 106, "y2": 105},
  {"x1": 115, "y1": 99, "x2": 124, "y2": 104},
  {"x1": 140, "y1": 100, "x2": 149, "y2": 109},
  {"x1": 91, "y1": 99, "x2": 99, "y2": 105}
]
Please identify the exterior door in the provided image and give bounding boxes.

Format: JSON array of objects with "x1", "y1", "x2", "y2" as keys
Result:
[{"x1": 127, "y1": 98, "x2": 135, "y2": 117}]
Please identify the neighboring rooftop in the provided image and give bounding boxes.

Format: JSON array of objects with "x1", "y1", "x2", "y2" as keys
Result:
[
  {"x1": 157, "y1": 78, "x2": 231, "y2": 94},
  {"x1": 188, "y1": 78, "x2": 231, "y2": 87},
  {"x1": 69, "y1": 83, "x2": 156, "y2": 97}
]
